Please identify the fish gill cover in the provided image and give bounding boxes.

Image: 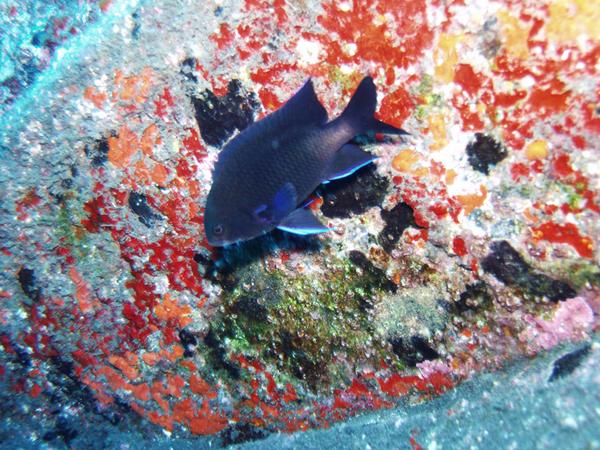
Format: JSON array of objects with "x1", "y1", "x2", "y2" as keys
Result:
[{"x1": 0, "y1": 0, "x2": 599, "y2": 448}]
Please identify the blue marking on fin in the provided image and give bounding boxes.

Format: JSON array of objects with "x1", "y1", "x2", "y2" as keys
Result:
[
  {"x1": 323, "y1": 144, "x2": 376, "y2": 183},
  {"x1": 252, "y1": 204, "x2": 270, "y2": 223},
  {"x1": 327, "y1": 158, "x2": 374, "y2": 181},
  {"x1": 253, "y1": 183, "x2": 297, "y2": 224},
  {"x1": 278, "y1": 225, "x2": 330, "y2": 235},
  {"x1": 277, "y1": 207, "x2": 330, "y2": 235}
]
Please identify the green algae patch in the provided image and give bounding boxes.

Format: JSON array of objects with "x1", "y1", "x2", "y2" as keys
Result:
[{"x1": 205, "y1": 254, "x2": 401, "y2": 392}]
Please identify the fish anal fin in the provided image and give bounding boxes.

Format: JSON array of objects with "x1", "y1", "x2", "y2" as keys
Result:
[
  {"x1": 277, "y1": 208, "x2": 330, "y2": 235},
  {"x1": 323, "y1": 144, "x2": 375, "y2": 182}
]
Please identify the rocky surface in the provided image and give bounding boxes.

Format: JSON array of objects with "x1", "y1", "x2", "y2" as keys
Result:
[{"x1": 0, "y1": 0, "x2": 598, "y2": 447}]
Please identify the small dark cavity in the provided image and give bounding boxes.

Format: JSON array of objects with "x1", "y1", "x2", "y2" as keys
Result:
[
  {"x1": 279, "y1": 331, "x2": 322, "y2": 386},
  {"x1": 191, "y1": 79, "x2": 260, "y2": 147},
  {"x1": 390, "y1": 335, "x2": 439, "y2": 367},
  {"x1": 454, "y1": 281, "x2": 493, "y2": 313},
  {"x1": 214, "y1": 6, "x2": 224, "y2": 16},
  {"x1": 31, "y1": 32, "x2": 45, "y2": 47},
  {"x1": 178, "y1": 328, "x2": 197, "y2": 347},
  {"x1": 128, "y1": 192, "x2": 163, "y2": 227},
  {"x1": 5, "y1": 338, "x2": 32, "y2": 368},
  {"x1": 180, "y1": 57, "x2": 198, "y2": 83},
  {"x1": 466, "y1": 133, "x2": 508, "y2": 174},
  {"x1": 595, "y1": 106, "x2": 600, "y2": 115},
  {"x1": 179, "y1": 328, "x2": 197, "y2": 358},
  {"x1": 1, "y1": 76, "x2": 21, "y2": 102},
  {"x1": 482, "y1": 240, "x2": 576, "y2": 301},
  {"x1": 194, "y1": 251, "x2": 237, "y2": 291},
  {"x1": 131, "y1": 11, "x2": 141, "y2": 39},
  {"x1": 43, "y1": 356, "x2": 131, "y2": 426},
  {"x1": 42, "y1": 416, "x2": 78, "y2": 444},
  {"x1": 20, "y1": 57, "x2": 40, "y2": 86},
  {"x1": 348, "y1": 250, "x2": 397, "y2": 294},
  {"x1": 548, "y1": 343, "x2": 591, "y2": 382},
  {"x1": 85, "y1": 137, "x2": 110, "y2": 167},
  {"x1": 204, "y1": 327, "x2": 240, "y2": 379},
  {"x1": 221, "y1": 422, "x2": 269, "y2": 447},
  {"x1": 59, "y1": 165, "x2": 77, "y2": 191},
  {"x1": 378, "y1": 202, "x2": 419, "y2": 253},
  {"x1": 231, "y1": 295, "x2": 269, "y2": 322},
  {"x1": 320, "y1": 164, "x2": 389, "y2": 219},
  {"x1": 18, "y1": 267, "x2": 41, "y2": 302}
]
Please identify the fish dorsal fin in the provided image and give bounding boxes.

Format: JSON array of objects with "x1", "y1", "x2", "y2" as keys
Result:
[
  {"x1": 271, "y1": 79, "x2": 328, "y2": 127},
  {"x1": 212, "y1": 80, "x2": 327, "y2": 178}
]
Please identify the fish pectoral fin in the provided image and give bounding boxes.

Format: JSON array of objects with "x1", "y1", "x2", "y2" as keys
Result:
[
  {"x1": 323, "y1": 144, "x2": 376, "y2": 183},
  {"x1": 273, "y1": 182, "x2": 297, "y2": 214},
  {"x1": 252, "y1": 183, "x2": 297, "y2": 225},
  {"x1": 277, "y1": 208, "x2": 330, "y2": 235}
]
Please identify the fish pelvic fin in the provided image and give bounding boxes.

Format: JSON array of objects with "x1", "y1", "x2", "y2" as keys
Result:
[{"x1": 340, "y1": 76, "x2": 410, "y2": 136}]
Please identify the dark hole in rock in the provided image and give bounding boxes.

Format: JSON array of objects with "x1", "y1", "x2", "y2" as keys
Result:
[
  {"x1": 131, "y1": 11, "x2": 141, "y2": 39},
  {"x1": 18, "y1": 266, "x2": 41, "y2": 302},
  {"x1": 85, "y1": 136, "x2": 110, "y2": 167},
  {"x1": 220, "y1": 422, "x2": 270, "y2": 447},
  {"x1": 390, "y1": 335, "x2": 439, "y2": 366},
  {"x1": 180, "y1": 57, "x2": 198, "y2": 83},
  {"x1": 454, "y1": 281, "x2": 493, "y2": 313},
  {"x1": 204, "y1": 327, "x2": 241, "y2": 379},
  {"x1": 280, "y1": 331, "x2": 322, "y2": 388},
  {"x1": 466, "y1": 133, "x2": 508, "y2": 175},
  {"x1": 378, "y1": 202, "x2": 419, "y2": 253},
  {"x1": 43, "y1": 416, "x2": 78, "y2": 444},
  {"x1": 348, "y1": 250, "x2": 397, "y2": 294},
  {"x1": 191, "y1": 79, "x2": 260, "y2": 147},
  {"x1": 320, "y1": 164, "x2": 389, "y2": 219},
  {"x1": 128, "y1": 192, "x2": 163, "y2": 227},
  {"x1": 178, "y1": 328, "x2": 197, "y2": 347},
  {"x1": 548, "y1": 343, "x2": 591, "y2": 382},
  {"x1": 231, "y1": 295, "x2": 269, "y2": 322},
  {"x1": 482, "y1": 240, "x2": 575, "y2": 301}
]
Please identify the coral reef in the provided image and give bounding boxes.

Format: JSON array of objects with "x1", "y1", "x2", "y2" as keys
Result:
[{"x1": 0, "y1": 0, "x2": 598, "y2": 446}]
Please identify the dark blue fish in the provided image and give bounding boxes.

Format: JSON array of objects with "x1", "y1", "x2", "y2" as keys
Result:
[{"x1": 204, "y1": 76, "x2": 408, "y2": 246}]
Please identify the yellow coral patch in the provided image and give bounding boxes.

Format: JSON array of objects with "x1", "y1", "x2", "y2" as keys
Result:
[
  {"x1": 392, "y1": 149, "x2": 420, "y2": 172},
  {"x1": 434, "y1": 34, "x2": 465, "y2": 83},
  {"x1": 546, "y1": 0, "x2": 600, "y2": 43},
  {"x1": 428, "y1": 113, "x2": 448, "y2": 151},
  {"x1": 525, "y1": 140, "x2": 549, "y2": 160},
  {"x1": 497, "y1": 11, "x2": 531, "y2": 60}
]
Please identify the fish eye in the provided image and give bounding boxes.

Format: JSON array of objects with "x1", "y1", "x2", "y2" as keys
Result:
[{"x1": 213, "y1": 224, "x2": 224, "y2": 235}]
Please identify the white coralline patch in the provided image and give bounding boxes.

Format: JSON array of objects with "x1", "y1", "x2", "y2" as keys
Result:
[
  {"x1": 296, "y1": 39, "x2": 322, "y2": 66},
  {"x1": 153, "y1": 274, "x2": 170, "y2": 295},
  {"x1": 343, "y1": 42, "x2": 357, "y2": 56}
]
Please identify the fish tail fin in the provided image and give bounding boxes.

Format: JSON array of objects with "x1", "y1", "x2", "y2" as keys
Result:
[{"x1": 340, "y1": 76, "x2": 410, "y2": 136}]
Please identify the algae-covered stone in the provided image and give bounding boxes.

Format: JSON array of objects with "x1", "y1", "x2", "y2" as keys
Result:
[
  {"x1": 206, "y1": 253, "x2": 402, "y2": 391},
  {"x1": 373, "y1": 284, "x2": 450, "y2": 342}
]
